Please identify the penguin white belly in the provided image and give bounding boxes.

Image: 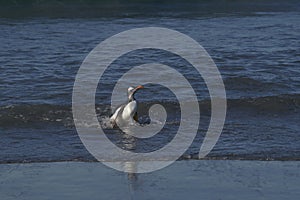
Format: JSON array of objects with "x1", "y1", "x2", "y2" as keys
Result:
[{"x1": 122, "y1": 101, "x2": 137, "y2": 121}]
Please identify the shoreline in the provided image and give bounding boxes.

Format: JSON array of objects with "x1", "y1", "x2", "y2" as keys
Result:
[{"x1": 1, "y1": 157, "x2": 300, "y2": 165}]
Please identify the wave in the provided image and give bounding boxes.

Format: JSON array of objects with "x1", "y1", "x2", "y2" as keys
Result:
[
  {"x1": 227, "y1": 93, "x2": 300, "y2": 112},
  {"x1": 224, "y1": 76, "x2": 283, "y2": 89},
  {"x1": 0, "y1": 94, "x2": 299, "y2": 127}
]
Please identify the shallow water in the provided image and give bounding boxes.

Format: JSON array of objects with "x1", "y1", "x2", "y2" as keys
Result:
[{"x1": 0, "y1": 1, "x2": 299, "y2": 163}]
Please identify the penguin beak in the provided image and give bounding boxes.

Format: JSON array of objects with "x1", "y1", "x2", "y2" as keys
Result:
[
  {"x1": 132, "y1": 85, "x2": 144, "y2": 94},
  {"x1": 135, "y1": 85, "x2": 144, "y2": 90}
]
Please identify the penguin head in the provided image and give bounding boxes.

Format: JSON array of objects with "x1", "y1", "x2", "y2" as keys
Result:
[{"x1": 127, "y1": 85, "x2": 144, "y2": 102}]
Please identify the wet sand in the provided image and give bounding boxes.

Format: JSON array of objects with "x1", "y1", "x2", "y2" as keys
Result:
[{"x1": 0, "y1": 160, "x2": 299, "y2": 200}]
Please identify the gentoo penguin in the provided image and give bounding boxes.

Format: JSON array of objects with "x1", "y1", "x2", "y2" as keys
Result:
[{"x1": 110, "y1": 85, "x2": 144, "y2": 127}]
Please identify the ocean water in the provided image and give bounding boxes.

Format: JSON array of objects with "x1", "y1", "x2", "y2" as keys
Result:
[{"x1": 0, "y1": 1, "x2": 299, "y2": 163}]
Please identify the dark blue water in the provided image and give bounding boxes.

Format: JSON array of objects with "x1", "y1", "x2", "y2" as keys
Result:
[{"x1": 0, "y1": 1, "x2": 299, "y2": 163}]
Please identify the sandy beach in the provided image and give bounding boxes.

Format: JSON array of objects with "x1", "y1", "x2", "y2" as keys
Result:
[{"x1": 1, "y1": 160, "x2": 299, "y2": 200}]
